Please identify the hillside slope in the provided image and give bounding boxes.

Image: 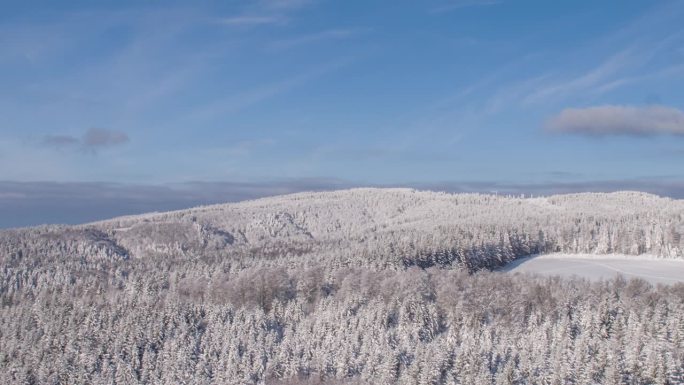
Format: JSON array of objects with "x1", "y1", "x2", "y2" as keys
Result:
[
  {"x1": 2, "y1": 189, "x2": 684, "y2": 385},
  {"x1": 2, "y1": 188, "x2": 683, "y2": 271}
]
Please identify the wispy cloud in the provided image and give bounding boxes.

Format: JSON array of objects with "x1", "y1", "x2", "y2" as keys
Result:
[
  {"x1": 545, "y1": 105, "x2": 684, "y2": 136},
  {"x1": 218, "y1": 0, "x2": 316, "y2": 28},
  {"x1": 259, "y1": 0, "x2": 314, "y2": 11},
  {"x1": 592, "y1": 63, "x2": 684, "y2": 94},
  {"x1": 219, "y1": 15, "x2": 284, "y2": 26},
  {"x1": 522, "y1": 25, "x2": 684, "y2": 105},
  {"x1": 42, "y1": 134, "x2": 80, "y2": 148},
  {"x1": 187, "y1": 58, "x2": 353, "y2": 121},
  {"x1": 42, "y1": 128, "x2": 130, "y2": 152},
  {"x1": 268, "y1": 28, "x2": 367, "y2": 51},
  {"x1": 430, "y1": 0, "x2": 502, "y2": 14},
  {"x1": 82, "y1": 128, "x2": 129, "y2": 148},
  {"x1": 523, "y1": 49, "x2": 635, "y2": 104}
]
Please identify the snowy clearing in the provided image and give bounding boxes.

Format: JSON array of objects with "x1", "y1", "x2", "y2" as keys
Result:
[{"x1": 501, "y1": 254, "x2": 684, "y2": 285}]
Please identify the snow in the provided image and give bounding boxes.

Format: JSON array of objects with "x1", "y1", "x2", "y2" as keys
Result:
[
  {"x1": 502, "y1": 253, "x2": 684, "y2": 285},
  {"x1": 5, "y1": 188, "x2": 684, "y2": 268}
]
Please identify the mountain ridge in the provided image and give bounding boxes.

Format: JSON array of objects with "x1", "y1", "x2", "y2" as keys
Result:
[
  {"x1": 2, "y1": 188, "x2": 683, "y2": 272},
  {"x1": 2, "y1": 189, "x2": 684, "y2": 384}
]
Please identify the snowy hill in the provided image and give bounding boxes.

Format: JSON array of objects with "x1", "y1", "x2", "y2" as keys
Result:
[
  {"x1": 2, "y1": 188, "x2": 683, "y2": 271},
  {"x1": 2, "y1": 189, "x2": 684, "y2": 385}
]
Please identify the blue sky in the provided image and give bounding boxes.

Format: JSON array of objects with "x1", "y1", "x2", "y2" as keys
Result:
[{"x1": 1, "y1": 0, "x2": 684, "y2": 226}]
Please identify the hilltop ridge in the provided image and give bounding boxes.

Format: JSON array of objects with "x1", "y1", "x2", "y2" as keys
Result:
[
  {"x1": 2, "y1": 189, "x2": 682, "y2": 271},
  {"x1": 2, "y1": 189, "x2": 684, "y2": 385}
]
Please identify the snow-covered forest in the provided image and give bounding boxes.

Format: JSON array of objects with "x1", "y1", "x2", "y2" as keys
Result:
[{"x1": 1, "y1": 189, "x2": 683, "y2": 384}]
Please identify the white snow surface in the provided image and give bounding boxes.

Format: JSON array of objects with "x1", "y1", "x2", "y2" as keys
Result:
[
  {"x1": 502, "y1": 253, "x2": 684, "y2": 285},
  {"x1": 3, "y1": 188, "x2": 684, "y2": 269}
]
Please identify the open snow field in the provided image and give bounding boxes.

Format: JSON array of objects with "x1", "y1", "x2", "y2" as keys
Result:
[{"x1": 502, "y1": 254, "x2": 684, "y2": 285}]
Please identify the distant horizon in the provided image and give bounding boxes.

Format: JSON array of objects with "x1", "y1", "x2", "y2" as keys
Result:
[{"x1": 2, "y1": 178, "x2": 683, "y2": 229}]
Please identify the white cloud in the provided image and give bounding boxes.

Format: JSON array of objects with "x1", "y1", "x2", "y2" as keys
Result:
[{"x1": 545, "y1": 105, "x2": 684, "y2": 136}]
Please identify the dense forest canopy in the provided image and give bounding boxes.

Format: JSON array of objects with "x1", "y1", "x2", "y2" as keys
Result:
[
  {"x1": 1, "y1": 189, "x2": 683, "y2": 384},
  {"x1": 3, "y1": 189, "x2": 684, "y2": 271}
]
